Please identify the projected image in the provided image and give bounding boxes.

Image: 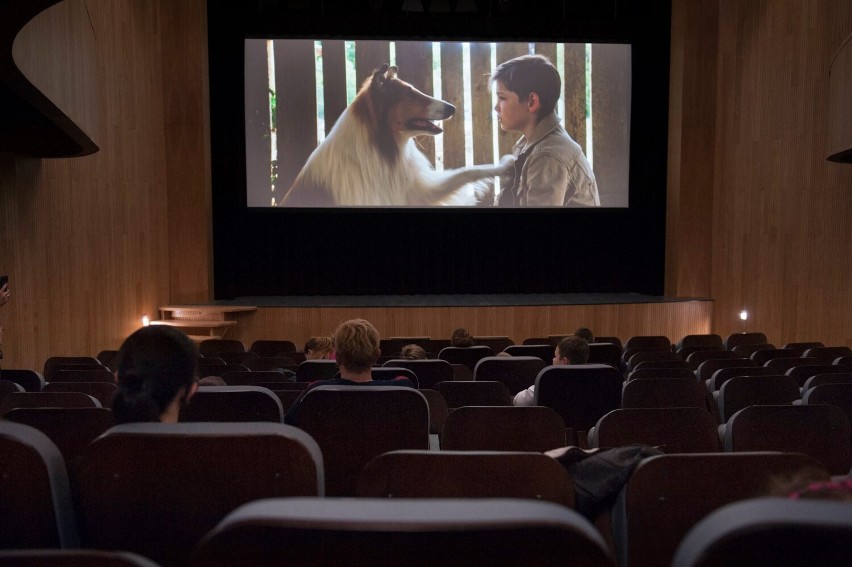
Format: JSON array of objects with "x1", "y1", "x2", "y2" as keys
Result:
[{"x1": 245, "y1": 40, "x2": 630, "y2": 207}]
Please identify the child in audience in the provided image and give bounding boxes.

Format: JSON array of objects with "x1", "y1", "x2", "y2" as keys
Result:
[
  {"x1": 400, "y1": 344, "x2": 426, "y2": 359},
  {"x1": 112, "y1": 325, "x2": 199, "y2": 424},
  {"x1": 450, "y1": 328, "x2": 475, "y2": 347},
  {"x1": 574, "y1": 327, "x2": 595, "y2": 342},
  {"x1": 513, "y1": 335, "x2": 589, "y2": 406},
  {"x1": 304, "y1": 336, "x2": 335, "y2": 360},
  {"x1": 284, "y1": 319, "x2": 414, "y2": 424}
]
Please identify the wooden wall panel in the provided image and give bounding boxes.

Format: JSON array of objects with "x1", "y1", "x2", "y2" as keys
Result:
[
  {"x1": 223, "y1": 301, "x2": 713, "y2": 351},
  {"x1": 160, "y1": 0, "x2": 212, "y2": 304},
  {"x1": 669, "y1": 0, "x2": 852, "y2": 347},
  {"x1": 0, "y1": 0, "x2": 210, "y2": 373}
]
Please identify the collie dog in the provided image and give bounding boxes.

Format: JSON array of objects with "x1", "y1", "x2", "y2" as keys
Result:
[{"x1": 279, "y1": 64, "x2": 511, "y2": 206}]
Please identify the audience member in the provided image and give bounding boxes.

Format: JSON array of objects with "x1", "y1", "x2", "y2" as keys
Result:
[
  {"x1": 198, "y1": 375, "x2": 226, "y2": 387},
  {"x1": 284, "y1": 319, "x2": 414, "y2": 424},
  {"x1": 574, "y1": 327, "x2": 595, "y2": 343},
  {"x1": 450, "y1": 328, "x2": 475, "y2": 347},
  {"x1": 513, "y1": 335, "x2": 589, "y2": 406},
  {"x1": 112, "y1": 325, "x2": 199, "y2": 424},
  {"x1": 400, "y1": 344, "x2": 426, "y2": 359},
  {"x1": 304, "y1": 336, "x2": 335, "y2": 360}
]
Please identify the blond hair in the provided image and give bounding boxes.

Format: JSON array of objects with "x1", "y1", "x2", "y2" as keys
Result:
[
  {"x1": 333, "y1": 319, "x2": 380, "y2": 372},
  {"x1": 305, "y1": 336, "x2": 335, "y2": 359},
  {"x1": 400, "y1": 344, "x2": 427, "y2": 360}
]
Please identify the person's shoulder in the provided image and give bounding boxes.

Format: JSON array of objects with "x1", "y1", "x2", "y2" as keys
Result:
[{"x1": 371, "y1": 377, "x2": 416, "y2": 389}]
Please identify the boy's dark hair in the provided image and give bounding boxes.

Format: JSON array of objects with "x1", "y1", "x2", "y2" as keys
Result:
[
  {"x1": 113, "y1": 325, "x2": 198, "y2": 424},
  {"x1": 557, "y1": 335, "x2": 590, "y2": 364},
  {"x1": 574, "y1": 327, "x2": 595, "y2": 342},
  {"x1": 490, "y1": 54, "x2": 562, "y2": 118}
]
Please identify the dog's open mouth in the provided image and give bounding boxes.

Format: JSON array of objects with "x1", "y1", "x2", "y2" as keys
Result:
[{"x1": 406, "y1": 118, "x2": 443, "y2": 135}]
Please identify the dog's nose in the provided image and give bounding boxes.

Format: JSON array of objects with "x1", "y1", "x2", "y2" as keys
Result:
[{"x1": 443, "y1": 101, "x2": 456, "y2": 118}]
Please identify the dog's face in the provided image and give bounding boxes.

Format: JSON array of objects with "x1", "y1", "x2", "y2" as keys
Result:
[{"x1": 369, "y1": 64, "x2": 456, "y2": 142}]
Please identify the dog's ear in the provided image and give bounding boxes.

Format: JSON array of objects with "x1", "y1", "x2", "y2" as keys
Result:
[{"x1": 372, "y1": 64, "x2": 390, "y2": 88}]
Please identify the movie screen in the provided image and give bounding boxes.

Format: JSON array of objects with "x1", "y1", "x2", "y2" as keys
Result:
[{"x1": 245, "y1": 39, "x2": 631, "y2": 208}]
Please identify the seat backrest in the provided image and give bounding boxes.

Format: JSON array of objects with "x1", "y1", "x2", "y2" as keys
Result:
[
  {"x1": 588, "y1": 407, "x2": 720, "y2": 453},
  {"x1": 723, "y1": 332, "x2": 768, "y2": 350},
  {"x1": 42, "y1": 382, "x2": 117, "y2": 407},
  {"x1": 522, "y1": 336, "x2": 551, "y2": 346},
  {"x1": 803, "y1": 346, "x2": 852, "y2": 362},
  {"x1": 196, "y1": 363, "x2": 249, "y2": 377},
  {"x1": 1, "y1": 392, "x2": 100, "y2": 417},
  {"x1": 0, "y1": 379, "x2": 25, "y2": 404},
  {"x1": 295, "y1": 360, "x2": 339, "y2": 381},
  {"x1": 627, "y1": 367, "x2": 696, "y2": 381},
  {"x1": 697, "y1": 357, "x2": 755, "y2": 385},
  {"x1": 73, "y1": 422, "x2": 323, "y2": 566},
  {"x1": 4, "y1": 407, "x2": 114, "y2": 464},
  {"x1": 438, "y1": 346, "x2": 494, "y2": 371},
  {"x1": 370, "y1": 367, "x2": 419, "y2": 388},
  {"x1": 672, "y1": 498, "x2": 852, "y2": 567},
  {"x1": 51, "y1": 368, "x2": 115, "y2": 383},
  {"x1": 587, "y1": 342, "x2": 622, "y2": 369},
  {"x1": 472, "y1": 336, "x2": 514, "y2": 352},
  {"x1": 42, "y1": 357, "x2": 101, "y2": 383},
  {"x1": 624, "y1": 336, "x2": 670, "y2": 351},
  {"x1": 472, "y1": 356, "x2": 545, "y2": 395},
  {"x1": 749, "y1": 347, "x2": 797, "y2": 365},
  {"x1": 96, "y1": 350, "x2": 120, "y2": 371},
  {"x1": 677, "y1": 334, "x2": 723, "y2": 350},
  {"x1": 249, "y1": 339, "x2": 297, "y2": 357},
  {"x1": 534, "y1": 364, "x2": 622, "y2": 433},
  {"x1": 802, "y1": 372, "x2": 852, "y2": 392},
  {"x1": 291, "y1": 386, "x2": 429, "y2": 496},
  {"x1": 357, "y1": 450, "x2": 574, "y2": 506},
  {"x1": 786, "y1": 364, "x2": 850, "y2": 387},
  {"x1": 217, "y1": 351, "x2": 259, "y2": 365},
  {"x1": 764, "y1": 356, "x2": 819, "y2": 374},
  {"x1": 441, "y1": 405, "x2": 566, "y2": 452},
  {"x1": 625, "y1": 350, "x2": 681, "y2": 372},
  {"x1": 193, "y1": 497, "x2": 614, "y2": 567},
  {"x1": 436, "y1": 380, "x2": 512, "y2": 409},
  {"x1": 0, "y1": 369, "x2": 46, "y2": 392},
  {"x1": 782, "y1": 341, "x2": 824, "y2": 351},
  {"x1": 802, "y1": 382, "x2": 852, "y2": 427},
  {"x1": 199, "y1": 339, "x2": 246, "y2": 356},
  {"x1": 417, "y1": 388, "x2": 448, "y2": 435},
  {"x1": 0, "y1": 422, "x2": 79, "y2": 549},
  {"x1": 503, "y1": 344, "x2": 554, "y2": 364},
  {"x1": 179, "y1": 386, "x2": 284, "y2": 423},
  {"x1": 594, "y1": 336, "x2": 623, "y2": 350},
  {"x1": 382, "y1": 359, "x2": 453, "y2": 390},
  {"x1": 243, "y1": 357, "x2": 298, "y2": 372},
  {"x1": 0, "y1": 550, "x2": 159, "y2": 566},
  {"x1": 612, "y1": 452, "x2": 828, "y2": 567},
  {"x1": 730, "y1": 342, "x2": 775, "y2": 358},
  {"x1": 716, "y1": 375, "x2": 800, "y2": 422},
  {"x1": 686, "y1": 350, "x2": 742, "y2": 371},
  {"x1": 834, "y1": 355, "x2": 852, "y2": 366},
  {"x1": 621, "y1": 378, "x2": 708, "y2": 410},
  {"x1": 722, "y1": 404, "x2": 852, "y2": 474},
  {"x1": 632, "y1": 359, "x2": 691, "y2": 372},
  {"x1": 220, "y1": 370, "x2": 295, "y2": 386}
]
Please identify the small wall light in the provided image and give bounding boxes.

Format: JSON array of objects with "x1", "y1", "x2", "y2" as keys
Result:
[
  {"x1": 142, "y1": 315, "x2": 150, "y2": 327},
  {"x1": 739, "y1": 310, "x2": 749, "y2": 321}
]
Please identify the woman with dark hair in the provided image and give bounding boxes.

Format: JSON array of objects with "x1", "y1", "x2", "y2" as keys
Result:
[
  {"x1": 112, "y1": 325, "x2": 199, "y2": 424},
  {"x1": 450, "y1": 328, "x2": 475, "y2": 347}
]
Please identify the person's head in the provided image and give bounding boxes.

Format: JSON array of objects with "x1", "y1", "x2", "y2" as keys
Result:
[
  {"x1": 490, "y1": 54, "x2": 561, "y2": 131},
  {"x1": 198, "y1": 375, "x2": 226, "y2": 387},
  {"x1": 451, "y1": 328, "x2": 474, "y2": 347},
  {"x1": 304, "y1": 336, "x2": 335, "y2": 360},
  {"x1": 554, "y1": 335, "x2": 590, "y2": 366},
  {"x1": 400, "y1": 344, "x2": 426, "y2": 360},
  {"x1": 574, "y1": 327, "x2": 595, "y2": 343},
  {"x1": 333, "y1": 319, "x2": 380, "y2": 373},
  {"x1": 112, "y1": 325, "x2": 198, "y2": 424}
]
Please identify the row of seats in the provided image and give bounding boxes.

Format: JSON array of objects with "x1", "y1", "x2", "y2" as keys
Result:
[{"x1": 3, "y1": 418, "x2": 850, "y2": 566}]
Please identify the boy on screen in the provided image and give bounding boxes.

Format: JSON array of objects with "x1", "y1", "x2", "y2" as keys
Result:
[{"x1": 491, "y1": 54, "x2": 600, "y2": 207}]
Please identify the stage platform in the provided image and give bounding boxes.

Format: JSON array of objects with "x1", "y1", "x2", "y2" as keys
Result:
[
  {"x1": 206, "y1": 294, "x2": 715, "y2": 349},
  {"x1": 213, "y1": 293, "x2": 708, "y2": 308}
]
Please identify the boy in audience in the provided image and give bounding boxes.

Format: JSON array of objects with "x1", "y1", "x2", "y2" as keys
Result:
[
  {"x1": 513, "y1": 335, "x2": 589, "y2": 406},
  {"x1": 304, "y1": 336, "x2": 335, "y2": 360},
  {"x1": 490, "y1": 54, "x2": 600, "y2": 207},
  {"x1": 285, "y1": 319, "x2": 414, "y2": 424}
]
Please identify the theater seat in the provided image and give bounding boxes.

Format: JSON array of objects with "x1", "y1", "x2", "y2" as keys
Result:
[
  {"x1": 192, "y1": 497, "x2": 614, "y2": 567},
  {"x1": 672, "y1": 498, "x2": 852, "y2": 567}
]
